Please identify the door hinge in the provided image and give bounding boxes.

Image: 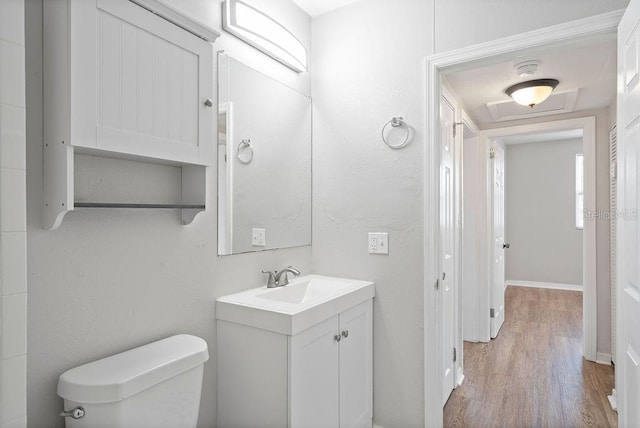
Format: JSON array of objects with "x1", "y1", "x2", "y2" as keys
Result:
[
  {"x1": 435, "y1": 278, "x2": 440, "y2": 291},
  {"x1": 453, "y1": 122, "x2": 463, "y2": 138},
  {"x1": 453, "y1": 347, "x2": 457, "y2": 363},
  {"x1": 490, "y1": 308, "x2": 495, "y2": 318},
  {"x1": 489, "y1": 147, "x2": 495, "y2": 159}
]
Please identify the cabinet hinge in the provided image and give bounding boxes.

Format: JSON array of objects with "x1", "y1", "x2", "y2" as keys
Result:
[
  {"x1": 453, "y1": 347, "x2": 457, "y2": 363},
  {"x1": 489, "y1": 147, "x2": 495, "y2": 159},
  {"x1": 490, "y1": 308, "x2": 495, "y2": 318}
]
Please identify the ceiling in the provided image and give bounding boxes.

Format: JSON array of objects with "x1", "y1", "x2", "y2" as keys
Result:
[
  {"x1": 290, "y1": 0, "x2": 361, "y2": 17},
  {"x1": 444, "y1": 36, "x2": 617, "y2": 128}
]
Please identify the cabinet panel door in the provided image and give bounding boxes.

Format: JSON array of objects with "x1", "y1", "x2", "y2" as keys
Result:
[
  {"x1": 290, "y1": 315, "x2": 340, "y2": 428},
  {"x1": 74, "y1": 0, "x2": 213, "y2": 165},
  {"x1": 339, "y1": 300, "x2": 373, "y2": 428}
]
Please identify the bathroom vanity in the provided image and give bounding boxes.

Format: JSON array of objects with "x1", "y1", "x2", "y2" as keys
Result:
[{"x1": 216, "y1": 275, "x2": 374, "y2": 428}]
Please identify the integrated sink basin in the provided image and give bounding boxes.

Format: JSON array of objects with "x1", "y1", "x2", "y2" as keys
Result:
[{"x1": 216, "y1": 275, "x2": 375, "y2": 335}]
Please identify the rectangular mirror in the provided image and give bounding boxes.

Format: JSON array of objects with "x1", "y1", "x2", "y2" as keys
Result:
[{"x1": 217, "y1": 53, "x2": 312, "y2": 255}]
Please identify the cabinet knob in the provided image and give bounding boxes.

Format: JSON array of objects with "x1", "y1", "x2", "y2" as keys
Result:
[
  {"x1": 341, "y1": 330, "x2": 349, "y2": 338},
  {"x1": 334, "y1": 334, "x2": 341, "y2": 343},
  {"x1": 204, "y1": 98, "x2": 214, "y2": 108}
]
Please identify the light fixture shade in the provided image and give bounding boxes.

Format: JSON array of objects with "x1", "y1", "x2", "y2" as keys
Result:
[
  {"x1": 222, "y1": 0, "x2": 308, "y2": 73},
  {"x1": 505, "y1": 79, "x2": 559, "y2": 108}
]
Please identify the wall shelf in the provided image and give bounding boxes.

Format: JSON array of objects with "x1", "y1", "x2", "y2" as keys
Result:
[
  {"x1": 43, "y1": 0, "x2": 220, "y2": 230},
  {"x1": 74, "y1": 203, "x2": 206, "y2": 209}
]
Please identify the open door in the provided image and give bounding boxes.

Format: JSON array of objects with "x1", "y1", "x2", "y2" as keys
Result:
[
  {"x1": 440, "y1": 93, "x2": 456, "y2": 405},
  {"x1": 616, "y1": 1, "x2": 640, "y2": 424},
  {"x1": 490, "y1": 142, "x2": 506, "y2": 338}
]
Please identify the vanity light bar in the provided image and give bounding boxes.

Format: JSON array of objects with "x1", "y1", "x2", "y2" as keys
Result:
[{"x1": 221, "y1": 0, "x2": 308, "y2": 73}]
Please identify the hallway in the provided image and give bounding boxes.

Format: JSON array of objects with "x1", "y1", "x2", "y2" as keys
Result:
[{"x1": 444, "y1": 286, "x2": 617, "y2": 427}]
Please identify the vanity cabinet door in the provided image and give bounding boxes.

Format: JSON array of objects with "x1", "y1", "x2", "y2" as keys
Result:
[
  {"x1": 339, "y1": 300, "x2": 373, "y2": 428},
  {"x1": 290, "y1": 315, "x2": 340, "y2": 428},
  {"x1": 70, "y1": 0, "x2": 213, "y2": 165}
]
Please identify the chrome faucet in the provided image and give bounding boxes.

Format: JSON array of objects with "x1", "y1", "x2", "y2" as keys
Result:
[{"x1": 262, "y1": 265, "x2": 301, "y2": 288}]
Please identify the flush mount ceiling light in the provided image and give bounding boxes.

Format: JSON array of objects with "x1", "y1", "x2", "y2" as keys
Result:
[
  {"x1": 222, "y1": 0, "x2": 308, "y2": 73},
  {"x1": 505, "y1": 78, "x2": 559, "y2": 108}
]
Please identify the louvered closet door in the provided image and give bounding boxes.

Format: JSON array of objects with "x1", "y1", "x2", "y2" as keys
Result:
[{"x1": 71, "y1": 0, "x2": 213, "y2": 165}]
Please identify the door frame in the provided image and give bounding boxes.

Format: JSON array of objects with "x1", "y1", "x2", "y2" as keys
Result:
[
  {"x1": 482, "y1": 117, "x2": 597, "y2": 358},
  {"x1": 424, "y1": 10, "x2": 623, "y2": 427}
]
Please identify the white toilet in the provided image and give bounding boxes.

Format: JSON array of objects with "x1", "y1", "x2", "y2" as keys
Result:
[{"x1": 57, "y1": 334, "x2": 209, "y2": 428}]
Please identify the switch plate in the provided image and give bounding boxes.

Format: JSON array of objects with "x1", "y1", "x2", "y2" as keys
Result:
[
  {"x1": 252, "y1": 228, "x2": 266, "y2": 247},
  {"x1": 368, "y1": 232, "x2": 389, "y2": 254}
]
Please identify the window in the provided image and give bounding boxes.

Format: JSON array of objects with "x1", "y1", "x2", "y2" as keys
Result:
[{"x1": 576, "y1": 154, "x2": 584, "y2": 230}]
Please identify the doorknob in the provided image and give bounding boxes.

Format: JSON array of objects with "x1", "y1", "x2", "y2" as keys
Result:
[{"x1": 503, "y1": 243, "x2": 510, "y2": 249}]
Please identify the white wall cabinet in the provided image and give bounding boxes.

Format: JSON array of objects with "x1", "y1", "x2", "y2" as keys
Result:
[
  {"x1": 43, "y1": 0, "x2": 219, "y2": 229},
  {"x1": 217, "y1": 299, "x2": 373, "y2": 428}
]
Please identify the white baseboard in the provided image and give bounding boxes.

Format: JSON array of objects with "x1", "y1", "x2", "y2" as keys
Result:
[
  {"x1": 596, "y1": 352, "x2": 613, "y2": 365},
  {"x1": 506, "y1": 280, "x2": 583, "y2": 292},
  {"x1": 608, "y1": 389, "x2": 617, "y2": 411}
]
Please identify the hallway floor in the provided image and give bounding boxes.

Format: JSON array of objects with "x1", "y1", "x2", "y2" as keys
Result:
[{"x1": 444, "y1": 286, "x2": 617, "y2": 427}]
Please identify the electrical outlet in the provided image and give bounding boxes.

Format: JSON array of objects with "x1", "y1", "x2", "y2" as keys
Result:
[
  {"x1": 368, "y1": 234, "x2": 379, "y2": 253},
  {"x1": 252, "y1": 228, "x2": 266, "y2": 246},
  {"x1": 368, "y1": 232, "x2": 389, "y2": 254}
]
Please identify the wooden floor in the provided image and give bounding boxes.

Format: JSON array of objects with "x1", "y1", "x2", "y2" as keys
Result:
[{"x1": 444, "y1": 286, "x2": 617, "y2": 428}]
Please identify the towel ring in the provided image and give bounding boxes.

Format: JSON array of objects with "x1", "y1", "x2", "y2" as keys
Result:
[
  {"x1": 382, "y1": 117, "x2": 411, "y2": 149},
  {"x1": 237, "y1": 139, "x2": 253, "y2": 164}
]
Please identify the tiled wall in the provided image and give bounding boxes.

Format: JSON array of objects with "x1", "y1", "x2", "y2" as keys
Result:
[{"x1": 0, "y1": 0, "x2": 27, "y2": 426}]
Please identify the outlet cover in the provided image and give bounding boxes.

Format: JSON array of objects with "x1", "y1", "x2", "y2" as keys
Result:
[
  {"x1": 252, "y1": 228, "x2": 266, "y2": 246},
  {"x1": 368, "y1": 232, "x2": 389, "y2": 255}
]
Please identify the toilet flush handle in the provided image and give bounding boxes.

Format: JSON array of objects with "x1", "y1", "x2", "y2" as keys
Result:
[{"x1": 60, "y1": 406, "x2": 85, "y2": 420}]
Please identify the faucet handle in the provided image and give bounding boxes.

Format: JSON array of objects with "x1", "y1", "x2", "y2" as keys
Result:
[
  {"x1": 261, "y1": 270, "x2": 277, "y2": 288},
  {"x1": 280, "y1": 272, "x2": 290, "y2": 286}
]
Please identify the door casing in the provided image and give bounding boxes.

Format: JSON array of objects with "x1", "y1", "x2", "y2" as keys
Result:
[{"x1": 482, "y1": 118, "x2": 597, "y2": 354}]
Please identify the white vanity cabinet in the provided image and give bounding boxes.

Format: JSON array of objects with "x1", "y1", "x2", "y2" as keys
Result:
[{"x1": 217, "y1": 299, "x2": 373, "y2": 428}]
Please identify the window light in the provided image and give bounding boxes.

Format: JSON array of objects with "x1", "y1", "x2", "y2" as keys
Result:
[
  {"x1": 222, "y1": 0, "x2": 308, "y2": 73},
  {"x1": 576, "y1": 154, "x2": 584, "y2": 230}
]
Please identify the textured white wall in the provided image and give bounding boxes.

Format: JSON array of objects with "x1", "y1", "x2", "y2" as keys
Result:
[
  {"x1": 311, "y1": 1, "x2": 432, "y2": 426},
  {"x1": 505, "y1": 139, "x2": 584, "y2": 285},
  {"x1": 0, "y1": 0, "x2": 27, "y2": 426},
  {"x1": 434, "y1": 0, "x2": 630, "y2": 53},
  {"x1": 25, "y1": 0, "x2": 311, "y2": 427}
]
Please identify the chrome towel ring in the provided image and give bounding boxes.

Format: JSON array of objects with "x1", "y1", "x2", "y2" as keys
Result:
[
  {"x1": 237, "y1": 139, "x2": 254, "y2": 164},
  {"x1": 382, "y1": 117, "x2": 411, "y2": 149}
]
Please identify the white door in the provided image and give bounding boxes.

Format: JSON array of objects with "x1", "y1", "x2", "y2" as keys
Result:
[
  {"x1": 290, "y1": 316, "x2": 340, "y2": 428},
  {"x1": 339, "y1": 300, "x2": 373, "y2": 428},
  {"x1": 617, "y1": 1, "x2": 640, "y2": 425},
  {"x1": 440, "y1": 95, "x2": 456, "y2": 405},
  {"x1": 490, "y1": 143, "x2": 506, "y2": 338}
]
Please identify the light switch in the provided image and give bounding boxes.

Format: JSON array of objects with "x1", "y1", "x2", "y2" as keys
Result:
[
  {"x1": 368, "y1": 232, "x2": 389, "y2": 255},
  {"x1": 252, "y1": 228, "x2": 266, "y2": 247}
]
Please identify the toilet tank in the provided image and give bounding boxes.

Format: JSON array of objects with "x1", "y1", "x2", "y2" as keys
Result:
[{"x1": 57, "y1": 334, "x2": 209, "y2": 428}]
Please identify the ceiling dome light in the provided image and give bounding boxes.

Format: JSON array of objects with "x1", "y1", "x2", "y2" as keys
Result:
[{"x1": 505, "y1": 79, "x2": 559, "y2": 108}]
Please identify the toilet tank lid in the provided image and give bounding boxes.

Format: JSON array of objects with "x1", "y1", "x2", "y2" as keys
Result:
[{"x1": 57, "y1": 334, "x2": 209, "y2": 404}]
